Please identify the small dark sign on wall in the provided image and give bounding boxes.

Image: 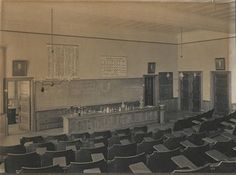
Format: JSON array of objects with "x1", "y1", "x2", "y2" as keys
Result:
[
  {"x1": 148, "y1": 62, "x2": 156, "y2": 74},
  {"x1": 12, "y1": 60, "x2": 28, "y2": 76},
  {"x1": 215, "y1": 58, "x2": 225, "y2": 70}
]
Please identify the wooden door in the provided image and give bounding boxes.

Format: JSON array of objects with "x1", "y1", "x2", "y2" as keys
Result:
[
  {"x1": 192, "y1": 73, "x2": 201, "y2": 112},
  {"x1": 179, "y1": 72, "x2": 201, "y2": 112},
  {"x1": 180, "y1": 72, "x2": 191, "y2": 111},
  {"x1": 18, "y1": 81, "x2": 31, "y2": 130},
  {"x1": 159, "y1": 72, "x2": 173, "y2": 101},
  {"x1": 144, "y1": 75, "x2": 157, "y2": 106},
  {"x1": 212, "y1": 72, "x2": 230, "y2": 115}
]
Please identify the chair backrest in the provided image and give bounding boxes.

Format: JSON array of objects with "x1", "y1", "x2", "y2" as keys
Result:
[
  {"x1": 27, "y1": 142, "x2": 56, "y2": 153},
  {"x1": 147, "y1": 148, "x2": 180, "y2": 172},
  {"x1": 137, "y1": 138, "x2": 162, "y2": 154},
  {"x1": 56, "y1": 139, "x2": 82, "y2": 151},
  {"x1": 227, "y1": 110, "x2": 236, "y2": 118},
  {"x1": 192, "y1": 109, "x2": 214, "y2": 121},
  {"x1": 172, "y1": 163, "x2": 211, "y2": 173},
  {"x1": 41, "y1": 149, "x2": 75, "y2": 166},
  {"x1": 75, "y1": 149, "x2": 92, "y2": 162},
  {"x1": 133, "y1": 126, "x2": 148, "y2": 133},
  {"x1": 133, "y1": 132, "x2": 152, "y2": 143},
  {"x1": 45, "y1": 134, "x2": 69, "y2": 142},
  {"x1": 4, "y1": 152, "x2": 41, "y2": 173},
  {"x1": 93, "y1": 137, "x2": 108, "y2": 146},
  {"x1": 211, "y1": 117, "x2": 226, "y2": 130},
  {"x1": 116, "y1": 128, "x2": 131, "y2": 135},
  {"x1": 212, "y1": 140, "x2": 235, "y2": 155},
  {"x1": 163, "y1": 136, "x2": 184, "y2": 150},
  {"x1": 173, "y1": 118, "x2": 189, "y2": 131},
  {"x1": 82, "y1": 144, "x2": 107, "y2": 159},
  {"x1": 108, "y1": 152, "x2": 146, "y2": 173},
  {"x1": 91, "y1": 130, "x2": 111, "y2": 139},
  {"x1": 19, "y1": 165, "x2": 64, "y2": 173},
  {"x1": 182, "y1": 143, "x2": 210, "y2": 166},
  {"x1": 197, "y1": 119, "x2": 216, "y2": 133},
  {"x1": 213, "y1": 160, "x2": 236, "y2": 173},
  {"x1": 70, "y1": 132, "x2": 90, "y2": 140},
  {"x1": 68, "y1": 159, "x2": 107, "y2": 173},
  {"x1": 20, "y1": 136, "x2": 44, "y2": 145},
  {"x1": 108, "y1": 142, "x2": 137, "y2": 160},
  {"x1": 152, "y1": 128, "x2": 171, "y2": 140},
  {"x1": 187, "y1": 132, "x2": 206, "y2": 145},
  {"x1": 108, "y1": 135, "x2": 120, "y2": 147},
  {"x1": 202, "y1": 109, "x2": 214, "y2": 119},
  {"x1": 0, "y1": 144, "x2": 26, "y2": 155}
]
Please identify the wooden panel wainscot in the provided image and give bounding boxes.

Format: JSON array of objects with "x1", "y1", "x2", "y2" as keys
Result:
[{"x1": 63, "y1": 106, "x2": 159, "y2": 134}]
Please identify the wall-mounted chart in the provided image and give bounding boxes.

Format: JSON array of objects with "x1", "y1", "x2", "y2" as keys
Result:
[
  {"x1": 101, "y1": 56, "x2": 127, "y2": 77},
  {"x1": 47, "y1": 44, "x2": 79, "y2": 79}
]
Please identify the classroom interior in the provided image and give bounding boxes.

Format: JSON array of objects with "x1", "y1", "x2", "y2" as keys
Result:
[{"x1": 0, "y1": 0, "x2": 236, "y2": 173}]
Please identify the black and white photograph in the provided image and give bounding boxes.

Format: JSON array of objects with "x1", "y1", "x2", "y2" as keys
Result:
[
  {"x1": 12, "y1": 60, "x2": 28, "y2": 76},
  {"x1": 215, "y1": 57, "x2": 226, "y2": 70},
  {"x1": 0, "y1": 0, "x2": 236, "y2": 174}
]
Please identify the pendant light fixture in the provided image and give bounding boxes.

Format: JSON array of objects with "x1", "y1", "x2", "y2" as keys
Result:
[
  {"x1": 180, "y1": 28, "x2": 183, "y2": 58},
  {"x1": 51, "y1": 8, "x2": 54, "y2": 53}
]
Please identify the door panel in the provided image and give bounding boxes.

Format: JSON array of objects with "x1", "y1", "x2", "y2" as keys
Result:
[
  {"x1": 180, "y1": 73, "x2": 190, "y2": 111},
  {"x1": 180, "y1": 72, "x2": 201, "y2": 112},
  {"x1": 18, "y1": 81, "x2": 31, "y2": 130},
  {"x1": 192, "y1": 74, "x2": 201, "y2": 112},
  {"x1": 213, "y1": 72, "x2": 229, "y2": 115},
  {"x1": 144, "y1": 75, "x2": 156, "y2": 106}
]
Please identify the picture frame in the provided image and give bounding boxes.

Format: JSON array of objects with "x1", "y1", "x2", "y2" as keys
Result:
[
  {"x1": 215, "y1": 58, "x2": 225, "y2": 70},
  {"x1": 148, "y1": 62, "x2": 156, "y2": 74},
  {"x1": 12, "y1": 60, "x2": 28, "y2": 76}
]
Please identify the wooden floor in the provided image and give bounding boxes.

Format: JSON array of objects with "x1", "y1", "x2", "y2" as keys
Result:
[{"x1": 0, "y1": 111, "x2": 199, "y2": 146}]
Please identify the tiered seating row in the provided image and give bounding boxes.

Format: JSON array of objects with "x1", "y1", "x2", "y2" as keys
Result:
[{"x1": 1, "y1": 109, "x2": 236, "y2": 173}]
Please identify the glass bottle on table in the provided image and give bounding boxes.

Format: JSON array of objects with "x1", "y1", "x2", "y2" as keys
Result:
[{"x1": 121, "y1": 101, "x2": 125, "y2": 111}]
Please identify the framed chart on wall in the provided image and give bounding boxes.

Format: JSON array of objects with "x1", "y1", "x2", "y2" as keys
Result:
[
  {"x1": 215, "y1": 58, "x2": 225, "y2": 70},
  {"x1": 12, "y1": 60, "x2": 28, "y2": 76},
  {"x1": 148, "y1": 62, "x2": 156, "y2": 74},
  {"x1": 101, "y1": 56, "x2": 127, "y2": 77}
]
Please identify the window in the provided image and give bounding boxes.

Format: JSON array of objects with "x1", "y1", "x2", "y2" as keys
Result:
[
  {"x1": 47, "y1": 44, "x2": 79, "y2": 79},
  {"x1": 159, "y1": 72, "x2": 173, "y2": 100}
]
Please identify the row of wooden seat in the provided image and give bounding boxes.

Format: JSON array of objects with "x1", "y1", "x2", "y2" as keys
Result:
[
  {"x1": 0, "y1": 125, "x2": 154, "y2": 173},
  {"x1": 16, "y1": 152, "x2": 148, "y2": 173},
  {"x1": 2, "y1": 109, "x2": 236, "y2": 173},
  {"x1": 166, "y1": 109, "x2": 236, "y2": 173},
  {"x1": 19, "y1": 125, "x2": 148, "y2": 145},
  {"x1": 5, "y1": 130, "x2": 235, "y2": 173},
  {"x1": 173, "y1": 109, "x2": 214, "y2": 131}
]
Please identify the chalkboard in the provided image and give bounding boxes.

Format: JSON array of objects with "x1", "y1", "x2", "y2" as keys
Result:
[{"x1": 35, "y1": 78, "x2": 143, "y2": 111}]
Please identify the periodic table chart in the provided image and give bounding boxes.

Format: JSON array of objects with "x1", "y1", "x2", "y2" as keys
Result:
[
  {"x1": 47, "y1": 44, "x2": 79, "y2": 79},
  {"x1": 101, "y1": 56, "x2": 127, "y2": 77}
]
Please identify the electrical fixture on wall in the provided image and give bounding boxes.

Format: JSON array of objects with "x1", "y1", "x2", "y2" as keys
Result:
[
  {"x1": 40, "y1": 80, "x2": 63, "y2": 93},
  {"x1": 50, "y1": 8, "x2": 54, "y2": 53},
  {"x1": 180, "y1": 28, "x2": 184, "y2": 58},
  {"x1": 179, "y1": 72, "x2": 184, "y2": 80},
  {"x1": 212, "y1": 0, "x2": 216, "y2": 11},
  {"x1": 40, "y1": 81, "x2": 53, "y2": 93},
  {"x1": 46, "y1": 8, "x2": 79, "y2": 81},
  {"x1": 166, "y1": 72, "x2": 170, "y2": 78}
]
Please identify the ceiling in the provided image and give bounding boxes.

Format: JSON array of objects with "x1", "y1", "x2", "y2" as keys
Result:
[
  {"x1": 164, "y1": 2, "x2": 235, "y2": 22},
  {"x1": 2, "y1": 1, "x2": 236, "y2": 35},
  {"x1": 60, "y1": 1, "x2": 235, "y2": 34}
]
